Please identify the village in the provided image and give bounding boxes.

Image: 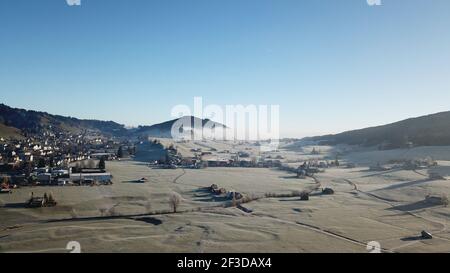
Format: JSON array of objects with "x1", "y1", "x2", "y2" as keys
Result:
[
  {"x1": 0, "y1": 129, "x2": 139, "y2": 193},
  {"x1": 1, "y1": 129, "x2": 340, "y2": 211}
]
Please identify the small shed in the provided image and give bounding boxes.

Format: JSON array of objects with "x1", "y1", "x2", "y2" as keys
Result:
[
  {"x1": 421, "y1": 230, "x2": 433, "y2": 240},
  {"x1": 138, "y1": 177, "x2": 149, "y2": 183},
  {"x1": 300, "y1": 192, "x2": 310, "y2": 201},
  {"x1": 322, "y1": 188, "x2": 335, "y2": 195}
]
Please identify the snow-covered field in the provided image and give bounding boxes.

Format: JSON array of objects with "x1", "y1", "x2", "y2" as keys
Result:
[{"x1": 1, "y1": 142, "x2": 450, "y2": 253}]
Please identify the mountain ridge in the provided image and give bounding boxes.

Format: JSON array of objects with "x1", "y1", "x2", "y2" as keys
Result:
[
  {"x1": 4, "y1": 103, "x2": 450, "y2": 149},
  {"x1": 304, "y1": 111, "x2": 450, "y2": 149},
  {"x1": 0, "y1": 103, "x2": 226, "y2": 139}
]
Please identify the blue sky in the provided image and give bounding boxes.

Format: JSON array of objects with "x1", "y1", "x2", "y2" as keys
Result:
[{"x1": 1, "y1": 0, "x2": 450, "y2": 137}]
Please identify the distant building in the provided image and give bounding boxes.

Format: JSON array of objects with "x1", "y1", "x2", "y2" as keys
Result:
[
  {"x1": 90, "y1": 153, "x2": 116, "y2": 160},
  {"x1": 37, "y1": 173, "x2": 52, "y2": 184},
  {"x1": 207, "y1": 159, "x2": 230, "y2": 167},
  {"x1": 52, "y1": 169, "x2": 69, "y2": 176},
  {"x1": 70, "y1": 172, "x2": 112, "y2": 183}
]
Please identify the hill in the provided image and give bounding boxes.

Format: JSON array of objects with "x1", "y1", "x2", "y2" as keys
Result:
[
  {"x1": 133, "y1": 116, "x2": 228, "y2": 138},
  {"x1": 305, "y1": 111, "x2": 450, "y2": 149},
  {"x1": 0, "y1": 103, "x2": 227, "y2": 139},
  {"x1": 0, "y1": 103, "x2": 128, "y2": 137},
  {"x1": 0, "y1": 123, "x2": 23, "y2": 139}
]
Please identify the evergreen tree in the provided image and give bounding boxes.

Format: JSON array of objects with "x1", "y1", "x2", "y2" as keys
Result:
[
  {"x1": 117, "y1": 146, "x2": 124, "y2": 158},
  {"x1": 99, "y1": 156, "x2": 106, "y2": 170},
  {"x1": 37, "y1": 158, "x2": 46, "y2": 168},
  {"x1": 49, "y1": 156, "x2": 54, "y2": 168}
]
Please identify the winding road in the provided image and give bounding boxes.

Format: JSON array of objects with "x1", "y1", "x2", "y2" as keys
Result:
[{"x1": 173, "y1": 169, "x2": 187, "y2": 184}]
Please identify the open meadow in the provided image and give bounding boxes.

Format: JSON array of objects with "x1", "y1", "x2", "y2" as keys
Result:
[{"x1": 2, "y1": 141, "x2": 450, "y2": 253}]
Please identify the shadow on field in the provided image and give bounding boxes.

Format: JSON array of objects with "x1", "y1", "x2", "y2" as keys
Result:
[
  {"x1": 191, "y1": 188, "x2": 228, "y2": 203},
  {"x1": 387, "y1": 200, "x2": 440, "y2": 212},
  {"x1": 122, "y1": 180, "x2": 147, "y2": 184},
  {"x1": 279, "y1": 175, "x2": 301, "y2": 180},
  {"x1": 377, "y1": 179, "x2": 431, "y2": 191},
  {"x1": 401, "y1": 236, "x2": 423, "y2": 242},
  {"x1": 192, "y1": 188, "x2": 210, "y2": 194},
  {"x1": 359, "y1": 169, "x2": 399, "y2": 178},
  {"x1": 44, "y1": 212, "x2": 175, "y2": 224},
  {"x1": 134, "y1": 217, "x2": 163, "y2": 226},
  {"x1": 279, "y1": 198, "x2": 310, "y2": 202},
  {"x1": 131, "y1": 161, "x2": 151, "y2": 166},
  {"x1": 193, "y1": 195, "x2": 228, "y2": 203},
  {"x1": 279, "y1": 198, "x2": 298, "y2": 202},
  {"x1": 3, "y1": 203, "x2": 26, "y2": 209}
]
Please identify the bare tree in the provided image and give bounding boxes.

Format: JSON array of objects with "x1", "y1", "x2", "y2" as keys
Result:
[
  {"x1": 70, "y1": 208, "x2": 78, "y2": 219},
  {"x1": 99, "y1": 208, "x2": 107, "y2": 217},
  {"x1": 1, "y1": 176, "x2": 9, "y2": 188},
  {"x1": 108, "y1": 204, "x2": 119, "y2": 216},
  {"x1": 169, "y1": 192, "x2": 182, "y2": 213},
  {"x1": 231, "y1": 196, "x2": 237, "y2": 207},
  {"x1": 442, "y1": 195, "x2": 449, "y2": 207}
]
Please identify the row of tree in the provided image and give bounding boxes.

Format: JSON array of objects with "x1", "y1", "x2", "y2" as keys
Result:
[{"x1": 116, "y1": 145, "x2": 136, "y2": 158}]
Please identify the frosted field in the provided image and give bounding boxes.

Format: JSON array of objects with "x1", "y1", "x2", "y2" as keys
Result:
[{"x1": 2, "y1": 144, "x2": 450, "y2": 253}]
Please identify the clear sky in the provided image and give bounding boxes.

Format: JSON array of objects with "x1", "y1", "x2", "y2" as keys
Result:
[{"x1": 1, "y1": 0, "x2": 450, "y2": 138}]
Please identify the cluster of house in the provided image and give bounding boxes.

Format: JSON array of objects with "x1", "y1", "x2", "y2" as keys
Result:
[
  {"x1": 1, "y1": 132, "x2": 111, "y2": 166},
  {"x1": 209, "y1": 184, "x2": 244, "y2": 201},
  {"x1": 157, "y1": 141, "x2": 315, "y2": 171},
  {"x1": 402, "y1": 158, "x2": 438, "y2": 170},
  {"x1": 1, "y1": 163, "x2": 114, "y2": 187},
  {"x1": 30, "y1": 167, "x2": 113, "y2": 186},
  {"x1": 176, "y1": 153, "x2": 284, "y2": 169},
  {"x1": 280, "y1": 159, "x2": 336, "y2": 178},
  {"x1": 27, "y1": 192, "x2": 57, "y2": 208},
  {"x1": 0, "y1": 131, "x2": 130, "y2": 187}
]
